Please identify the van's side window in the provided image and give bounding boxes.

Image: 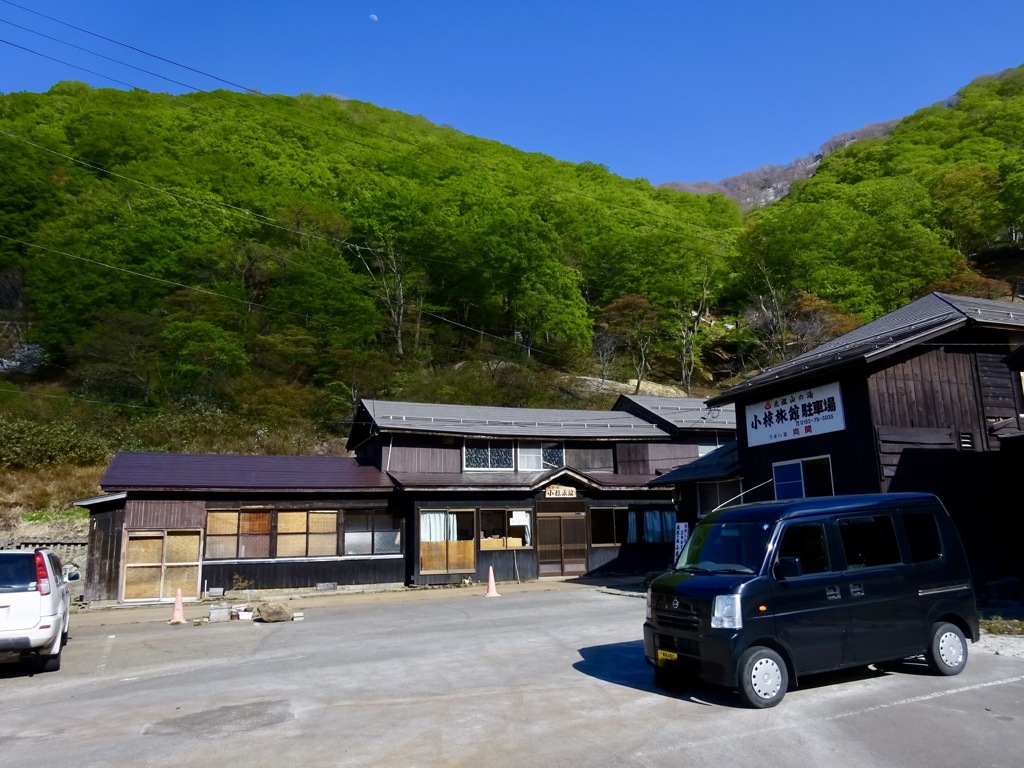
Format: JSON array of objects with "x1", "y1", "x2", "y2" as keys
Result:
[
  {"x1": 902, "y1": 511, "x2": 942, "y2": 563},
  {"x1": 838, "y1": 515, "x2": 900, "y2": 568},
  {"x1": 777, "y1": 523, "x2": 830, "y2": 575}
]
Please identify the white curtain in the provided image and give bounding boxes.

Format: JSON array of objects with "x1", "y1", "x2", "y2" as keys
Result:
[{"x1": 422, "y1": 511, "x2": 447, "y2": 542}]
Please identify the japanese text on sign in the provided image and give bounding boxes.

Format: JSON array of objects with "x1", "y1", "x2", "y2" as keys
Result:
[{"x1": 744, "y1": 381, "x2": 846, "y2": 447}]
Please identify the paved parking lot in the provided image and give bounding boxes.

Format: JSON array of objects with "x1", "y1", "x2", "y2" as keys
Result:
[{"x1": 2, "y1": 580, "x2": 1023, "y2": 767}]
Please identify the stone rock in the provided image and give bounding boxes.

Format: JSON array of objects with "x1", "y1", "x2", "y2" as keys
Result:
[{"x1": 256, "y1": 601, "x2": 294, "y2": 622}]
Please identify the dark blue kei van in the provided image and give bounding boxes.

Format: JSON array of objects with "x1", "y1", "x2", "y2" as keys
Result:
[{"x1": 644, "y1": 493, "x2": 979, "y2": 708}]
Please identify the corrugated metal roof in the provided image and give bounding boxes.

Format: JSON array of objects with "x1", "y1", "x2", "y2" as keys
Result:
[
  {"x1": 614, "y1": 395, "x2": 736, "y2": 431},
  {"x1": 100, "y1": 452, "x2": 393, "y2": 491},
  {"x1": 708, "y1": 292, "x2": 1024, "y2": 405},
  {"x1": 649, "y1": 442, "x2": 740, "y2": 486},
  {"x1": 358, "y1": 399, "x2": 670, "y2": 439}
]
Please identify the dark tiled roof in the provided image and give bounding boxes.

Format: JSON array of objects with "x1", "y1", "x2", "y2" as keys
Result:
[
  {"x1": 100, "y1": 452, "x2": 393, "y2": 491},
  {"x1": 353, "y1": 399, "x2": 669, "y2": 440},
  {"x1": 613, "y1": 395, "x2": 736, "y2": 432},
  {"x1": 708, "y1": 292, "x2": 1024, "y2": 405},
  {"x1": 649, "y1": 442, "x2": 740, "y2": 486}
]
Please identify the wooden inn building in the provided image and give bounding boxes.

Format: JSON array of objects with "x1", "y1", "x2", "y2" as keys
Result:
[
  {"x1": 700, "y1": 292, "x2": 1024, "y2": 583},
  {"x1": 76, "y1": 396, "x2": 734, "y2": 603}
]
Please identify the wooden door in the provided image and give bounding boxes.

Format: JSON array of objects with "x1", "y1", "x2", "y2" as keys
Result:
[
  {"x1": 537, "y1": 514, "x2": 588, "y2": 576},
  {"x1": 123, "y1": 531, "x2": 201, "y2": 602}
]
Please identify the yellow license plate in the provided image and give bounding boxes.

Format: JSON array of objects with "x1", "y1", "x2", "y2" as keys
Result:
[{"x1": 657, "y1": 649, "x2": 678, "y2": 665}]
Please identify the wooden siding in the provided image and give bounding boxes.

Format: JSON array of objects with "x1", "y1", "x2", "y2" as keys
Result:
[
  {"x1": 384, "y1": 435, "x2": 462, "y2": 473},
  {"x1": 478, "y1": 548, "x2": 538, "y2": 582},
  {"x1": 646, "y1": 442, "x2": 698, "y2": 473},
  {"x1": 616, "y1": 437, "x2": 730, "y2": 476},
  {"x1": 200, "y1": 557, "x2": 405, "y2": 591},
  {"x1": 125, "y1": 499, "x2": 205, "y2": 529},
  {"x1": 616, "y1": 442, "x2": 650, "y2": 475},
  {"x1": 978, "y1": 350, "x2": 1017, "y2": 419},
  {"x1": 565, "y1": 444, "x2": 614, "y2": 472},
  {"x1": 867, "y1": 345, "x2": 985, "y2": 450},
  {"x1": 876, "y1": 426, "x2": 957, "y2": 491},
  {"x1": 85, "y1": 506, "x2": 123, "y2": 602}
]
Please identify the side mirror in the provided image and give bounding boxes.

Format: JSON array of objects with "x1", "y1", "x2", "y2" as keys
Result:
[
  {"x1": 775, "y1": 556, "x2": 803, "y2": 580},
  {"x1": 66, "y1": 571, "x2": 82, "y2": 582}
]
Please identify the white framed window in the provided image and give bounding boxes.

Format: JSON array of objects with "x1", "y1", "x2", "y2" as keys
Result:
[
  {"x1": 464, "y1": 439, "x2": 514, "y2": 470},
  {"x1": 518, "y1": 442, "x2": 564, "y2": 470},
  {"x1": 772, "y1": 456, "x2": 834, "y2": 500}
]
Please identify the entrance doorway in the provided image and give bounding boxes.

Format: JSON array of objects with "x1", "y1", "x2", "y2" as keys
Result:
[{"x1": 536, "y1": 501, "x2": 587, "y2": 576}]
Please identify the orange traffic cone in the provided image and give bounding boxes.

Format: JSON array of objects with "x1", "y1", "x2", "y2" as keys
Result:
[
  {"x1": 484, "y1": 566, "x2": 501, "y2": 598},
  {"x1": 169, "y1": 588, "x2": 186, "y2": 624}
]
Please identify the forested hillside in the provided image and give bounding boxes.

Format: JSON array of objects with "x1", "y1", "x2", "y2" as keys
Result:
[{"x1": 2, "y1": 66, "x2": 1024, "y2": 515}]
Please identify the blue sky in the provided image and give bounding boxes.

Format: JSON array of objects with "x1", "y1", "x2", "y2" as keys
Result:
[{"x1": 1, "y1": 1, "x2": 1023, "y2": 185}]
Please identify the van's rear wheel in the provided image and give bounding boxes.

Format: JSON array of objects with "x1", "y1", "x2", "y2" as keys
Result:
[
  {"x1": 926, "y1": 622, "x2": 967, "y2": 676},
  {"x1": 738, "y1": 646, "x2": 787, "y2": 708}
]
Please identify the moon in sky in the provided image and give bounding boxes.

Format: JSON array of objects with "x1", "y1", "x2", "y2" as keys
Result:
[{"x1": 369, "y1": 14, "x2": 378, "y2": 22}]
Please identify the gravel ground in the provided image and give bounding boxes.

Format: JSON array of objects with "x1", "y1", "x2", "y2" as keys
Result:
[{"x1": 975, "y1": 630, "x2": 1024, "y2": 658}]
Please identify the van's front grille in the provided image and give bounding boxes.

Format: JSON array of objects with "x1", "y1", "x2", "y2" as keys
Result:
[
  {"x1": 656, "y1": 612, "x2": 701, "y2": 632},
  {"x1": 656, "y1": 633, "x2": 700, "y2": 657}
]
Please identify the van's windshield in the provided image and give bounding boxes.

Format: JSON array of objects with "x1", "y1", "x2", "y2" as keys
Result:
[{"x1": 675, "y1": 520, "x2": 775, "y2": 574}]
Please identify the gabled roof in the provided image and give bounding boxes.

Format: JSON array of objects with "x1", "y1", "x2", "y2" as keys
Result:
[
  {"x1": 648, "y1": 441, "x2": 740, "y2": 486},
  {"x1": 100, "y1": 452, "x2": 393, "y2": 492},
  {"x1": 613, "y1": 394, "x2": 736, "y2": 433},
  {"x1": 349, "y1": 399, "x2": 670, "y2": 444},
  {"x1": 708, "y1": 292, "x2": 1024, "y2": 405}
]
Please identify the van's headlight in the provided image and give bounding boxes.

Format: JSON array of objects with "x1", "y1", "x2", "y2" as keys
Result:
[
  {"x1": 646, "y1": 588, "x2": 652, "y2": 620},
  {"x1": 711, "y1": 594, "x2": 742, "y2": 629}
]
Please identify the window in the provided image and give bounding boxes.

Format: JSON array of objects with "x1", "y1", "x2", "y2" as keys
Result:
[
  {"x1": 591, "y1": 507, "x2": 637, "y2": 546},
  {"x1": 773, "y1": 456, "x2": 833, "y2": 500},
  {"x1": 839, "y1": 515, "x2": 901, "y2": 569},
  {"x1": 642, "y1": 507, "x2": 676, "y2": 543},
  {"x1": 206, "y1": 509, "x2": 271, "y2": 560},
  {"x1": 480, "y1": 509, "x2": 532, "y2": 549},
  {"x1": 204, "y1": 509, "x2": 400, "y2": 560},
  {"x1": 697, "y1": 479, "x2": 743, "y2": 517},
  {"x1": 277, "y1": 511, "x2": 338, "y2": 557},
  {"x1": 902, "y1": 511, "x2": 941, "y2": 563},
  {"x1": 344, "y1": 510, "x2": 402, "y2": 555},
  {"x1": 420, "y1": 509, "x2": 475, "y2": 573},
  {"x1": 777, "y1": 522, "x2": 830, "y2": 575},
  {"x1": 464, "y1": 439, "x2": 514, "y2": 470},
  {"x1": 697, "y1": 440, "x2": 720, "y2": 458},
  {"x1": 518, "y1": 442, "x2": 564, "y2": 470}
]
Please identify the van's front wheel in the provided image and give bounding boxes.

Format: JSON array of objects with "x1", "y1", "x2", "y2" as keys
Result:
[
  {"x1": 926, "y1": 622, "x2": 967, "y2": 676},
  {"x1": 738, "y1": 646, "x2": 787, "y2": 708}
]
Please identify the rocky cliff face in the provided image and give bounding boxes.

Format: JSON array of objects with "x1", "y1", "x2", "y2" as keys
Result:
[{"x1": 662, "y1": 119, "x2": 900, "y2": 211}]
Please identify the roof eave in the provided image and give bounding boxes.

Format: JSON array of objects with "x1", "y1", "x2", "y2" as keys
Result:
[
  {"x1": 100, "y1": 484, "x2": 394, "y2": 493},
  {"x1": 708, "y1": 317, "x2": 969, "y2": 406}
]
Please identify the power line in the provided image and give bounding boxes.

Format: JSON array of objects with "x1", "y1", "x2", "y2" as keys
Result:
[
  {"x1": 0, "y1": 11, "x2": 745, "y2": 374},
  {"x1": 0, "y1": 3, "x2": 740, "y2": 249}
]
